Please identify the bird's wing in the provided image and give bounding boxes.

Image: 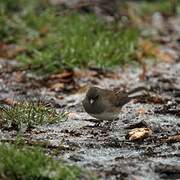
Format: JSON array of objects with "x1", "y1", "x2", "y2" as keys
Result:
[{"x1": 106, "y1": 91, "x2": 131, "y2": 107}]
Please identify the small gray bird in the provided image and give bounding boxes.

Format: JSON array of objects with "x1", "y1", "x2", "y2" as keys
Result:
[{"x1": 82, "y1": 86, "x2": 148, "y2": 120}]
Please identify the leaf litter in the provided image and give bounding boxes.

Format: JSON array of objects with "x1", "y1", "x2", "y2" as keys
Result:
[
  {"x1": 0, "y1": 10, "x2": 180, "y2": 180},
  {"x1": 1, "y1": 59, "x2": 180, "y2": 179}
]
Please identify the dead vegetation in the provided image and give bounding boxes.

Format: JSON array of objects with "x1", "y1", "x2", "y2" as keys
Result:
[{"x1": 0, "y1": 0, "x2": 180, "y2": 179}]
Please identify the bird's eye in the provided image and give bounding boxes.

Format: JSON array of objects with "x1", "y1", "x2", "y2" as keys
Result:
[
  {"x1": 94, "y1": 94, "x2": 99, "y2": 99},
  {"x1": 89, "y1": 95, "x2": 99, "y2": 104},
  {"x1": 93, "y1": 95, "x2": 99, "y2": 101},
  {"x1": 90, "y1": 98, "x2": 94, "y2": 104}
]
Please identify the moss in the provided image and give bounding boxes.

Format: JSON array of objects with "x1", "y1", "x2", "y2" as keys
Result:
[
  {"x1": 0, "y1": 143, "x2": 94, "y2": 180},
  {"x1": 0, "y1": 0, "x2": 139, "y2": 74}
]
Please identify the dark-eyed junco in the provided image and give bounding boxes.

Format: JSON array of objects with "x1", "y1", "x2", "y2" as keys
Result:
[{"x1": 82, "y1": 86, "x2": 148, "y2": 120}]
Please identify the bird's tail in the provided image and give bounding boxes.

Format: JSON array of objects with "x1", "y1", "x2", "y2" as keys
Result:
[
  {"x1": 128, "y1": 86, "x2": 149, "y2": 94},
  {"x1": 127, "y1": 86, "x2": 149, "y2": 99}
]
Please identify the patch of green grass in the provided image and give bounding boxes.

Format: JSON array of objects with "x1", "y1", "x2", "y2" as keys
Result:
[
  {"x1": 0, "y1": 0, "x2": 139, "y2": 74},
  {"x1": 0, "y1": 101, "x2": 67, "y2": 131},
  {"x1": 0, "y1": 143, "x2": 94, "y2": 180},
  {"x1": 132, "y1": 0, "x2": 173, "y2": 16}
]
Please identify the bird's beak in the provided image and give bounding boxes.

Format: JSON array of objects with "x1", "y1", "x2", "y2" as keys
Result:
[{"x1": 90, "y1": 99, "x2": 94, "y2": 104}]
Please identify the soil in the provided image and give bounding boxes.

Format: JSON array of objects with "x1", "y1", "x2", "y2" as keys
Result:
[
  {"x1": 0, "y1": 15, "x2": 180, "y2": 180},
  {"x1": 1, "y1": 59, "x2": 180, "y2": 179}
]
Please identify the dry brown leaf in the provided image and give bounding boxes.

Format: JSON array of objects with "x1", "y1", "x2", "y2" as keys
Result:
[
  {"x1": 47, "y1": 70, "x2": 76, "y2": 91},
  {"x1": 1, "y1": 98, "x2": 18, "y2": 106},
  {"x1": 13, "y1": 71, "x2": 25, "y2": 82},
  {"x1": 0, "y1": 43, "x2": 25, "y2": 59},
  {"x1": 138, "y1": 40, "x2": 174, "y2": 63},
  {"x1": 49, "y1": 70, "x2": 73, "y2": 80},
  {"x1": 127, "y1": 128, "x2": 152, "y2": 141},
  {"x1": 161, "y1": 134, "x2": 180, "y2": 143},
  {"x1": 50, "y1": 83, "x2": 65, "y2": 91},
  {"x1": 139, "y1": 40, "x2": 156, "y2": 57},
  {"x1": 147, "y1": 95, "x2": 166, "y2": 104},
  {"x1": 156, "y1": 50, "x2": 174, "y2": 63},
  {"x1": 74, "y1": 70, "x2": 98, "y2": 78}
]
